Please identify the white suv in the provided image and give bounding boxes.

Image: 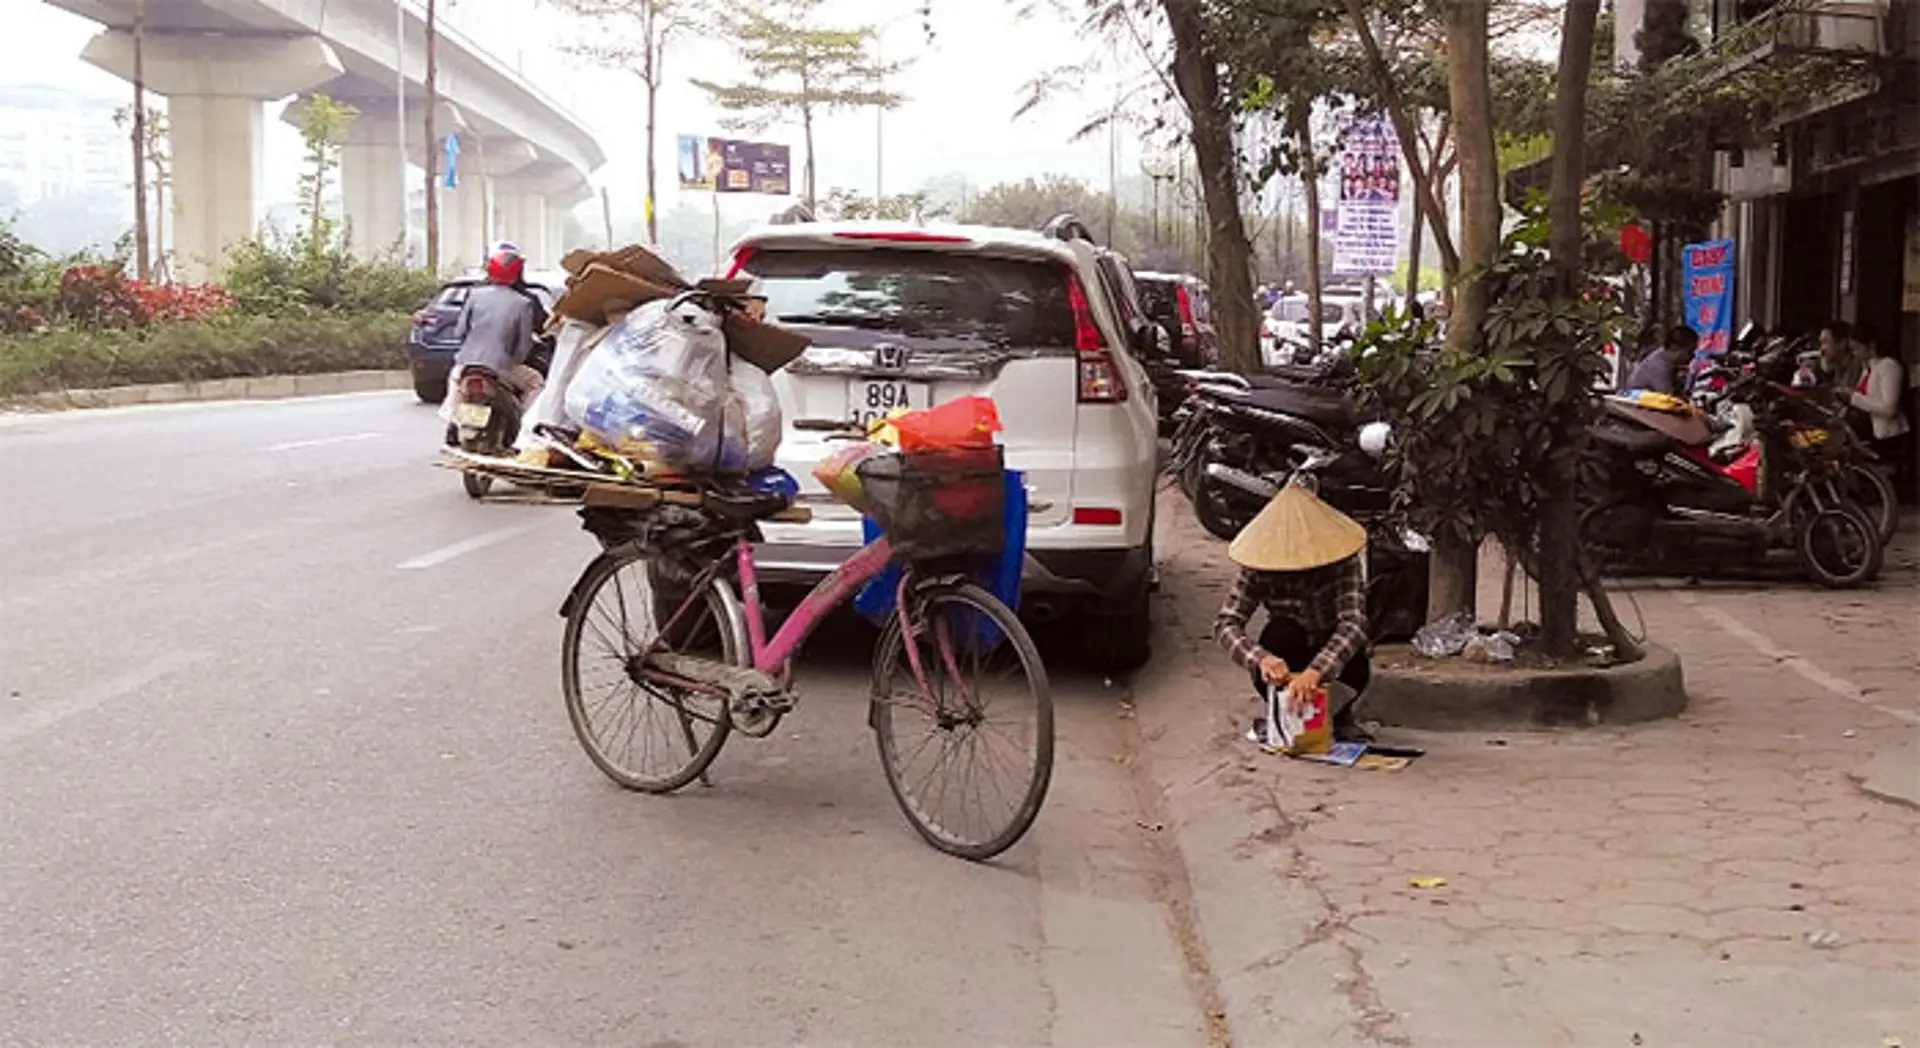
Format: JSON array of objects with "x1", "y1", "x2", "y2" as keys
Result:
[{"x1": 725, "y1": 215, "x2": 1162, "y2": 672}]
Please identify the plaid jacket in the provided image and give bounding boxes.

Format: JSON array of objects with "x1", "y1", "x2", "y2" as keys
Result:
[{"x1": 1213, "y1": 555, "x2": 1370, "y2": 678}]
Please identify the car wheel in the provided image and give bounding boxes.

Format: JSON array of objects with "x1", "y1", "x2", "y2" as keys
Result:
[{"x1": 415, "y1": 376, "x2": 447, "y2": 404}]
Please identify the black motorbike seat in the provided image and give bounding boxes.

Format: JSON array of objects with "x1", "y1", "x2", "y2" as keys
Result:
[
  {"x1": 1592, "y1": 419, "x2": 1671, "y2": 454},
  {"x1": 1215, "y1": 384, "x2": 1356, "y2": 430}
]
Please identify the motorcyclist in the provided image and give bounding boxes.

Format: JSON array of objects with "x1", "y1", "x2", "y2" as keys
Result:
[{"x1": 449, "y1": 244, "x2": 545, "y2": 413}]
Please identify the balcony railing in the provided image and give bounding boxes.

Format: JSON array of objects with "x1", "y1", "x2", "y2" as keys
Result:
[{"x1": 1710, "y1": 0, "x2": 1891, "y2": 72}]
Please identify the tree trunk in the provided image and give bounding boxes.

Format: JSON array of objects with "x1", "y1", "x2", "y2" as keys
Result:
[
  {"x1": 1161, "y1": 0, "x2": 1259, "y2": 375},
  {"x1": 1427, "y1": 0, "x2": 1501, "y2": 622},
  {"x1": 1538, "y1": 0, "x2": 1602, "y2": 658},
  {"x1": 1291, "y1": 106, "x2": 1324, "y2": 359},
  {"x1": 424, "y1": 0, "x2": 440, "y2": 274},
  {"x1": 131, "y1": 0, "x2": 150, "y2": 282}
]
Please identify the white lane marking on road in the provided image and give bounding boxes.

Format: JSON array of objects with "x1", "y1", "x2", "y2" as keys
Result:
[
  {"x1": 1678, "y1": 592, "x2": 1920, "y2": 726},
  {"x1": 396, "y1": 523, "x2": 535, "y2": 570},
  {"x1": 267, "y1": 431, "x2": 384, "y2": 452},
  {"x1": 0, "y1": 650, "x2": 212, "y2": 747}
]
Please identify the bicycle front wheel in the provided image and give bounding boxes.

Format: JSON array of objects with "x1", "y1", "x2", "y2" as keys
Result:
[{"x1": 871, "y1": 581, "x2": 1054, "y2": 861}]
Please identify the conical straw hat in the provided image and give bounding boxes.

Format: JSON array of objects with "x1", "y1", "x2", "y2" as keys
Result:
[{"x1": 1227, "y1": 484, "x2": 1368, "y2": 572}]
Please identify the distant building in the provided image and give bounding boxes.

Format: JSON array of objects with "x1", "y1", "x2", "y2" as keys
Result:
[{"x1": 0, "y1": 84, "x2": 131, "y2": 206}]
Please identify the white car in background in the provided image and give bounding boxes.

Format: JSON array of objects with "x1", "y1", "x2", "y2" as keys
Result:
[{"x1": 726, "y1": 215, "x2": 1163, "y2": 672}]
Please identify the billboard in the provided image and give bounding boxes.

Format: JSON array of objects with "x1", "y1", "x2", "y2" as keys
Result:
[
  {"x1": 1332, "y1": 118, "x2": 1400, "y2": 277},
  {"x1": 677, "y1": 135, "x2": 792, "y2": 196}
]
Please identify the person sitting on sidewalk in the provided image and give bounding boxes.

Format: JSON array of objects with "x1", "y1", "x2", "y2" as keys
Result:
[
  {"x1": 1623, "y1": 324, "x2": 1698, "y2": 395},
  {"x1": 1213, "y1": 483, "x2": 1373, "y2": 743}
]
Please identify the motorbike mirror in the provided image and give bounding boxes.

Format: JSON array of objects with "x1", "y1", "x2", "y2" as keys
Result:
[{"x1": 1358, "y1": 421, "x2": 1393, "y2": 458}]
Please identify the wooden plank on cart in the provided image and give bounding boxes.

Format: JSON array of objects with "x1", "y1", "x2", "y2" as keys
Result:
[{"x1": 582, "y1": 484, "x2": 664, "y2": 511}]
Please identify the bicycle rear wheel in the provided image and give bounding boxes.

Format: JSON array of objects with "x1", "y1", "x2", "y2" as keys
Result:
[
  {"x1": 870, "y1": 581, "x2": 1054, "y2": 861},
  {"x1": 561, "y1": 552, "x2": 742, "y2": 793}
]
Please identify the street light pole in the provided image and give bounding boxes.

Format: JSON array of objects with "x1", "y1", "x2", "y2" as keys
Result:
[
  {"x1": 396, "y1": 0, "x2": 410, "y2": 263},
  {"x1": 424, "y1": 0, "x2": 440, "y2": 272}
]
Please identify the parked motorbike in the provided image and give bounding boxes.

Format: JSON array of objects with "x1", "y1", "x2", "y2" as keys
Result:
[
  {"x1": 444, "y1": 366, "x2": 527, "y2": 500},
  {"x1": 1690, "y1": 331, "x2": 1897, "y2": 547},
  {"x1": 1585, "y1": 364, "x2": 1883, "y2": 588}
]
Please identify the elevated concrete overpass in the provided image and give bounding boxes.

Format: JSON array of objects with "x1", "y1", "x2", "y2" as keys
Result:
[{"x1": 46, "y1": 0, "x2": 605, "y2": 278}]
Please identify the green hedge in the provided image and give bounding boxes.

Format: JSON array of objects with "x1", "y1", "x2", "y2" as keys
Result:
[{"x1": 0, "y1": 311, "x2": 411, "y2": 396}]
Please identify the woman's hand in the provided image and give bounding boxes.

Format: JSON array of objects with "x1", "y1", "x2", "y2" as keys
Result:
[
  {"x1": 1285, "y1": 668, "x2": 1324, "y2": 717},
  {"x1": 1259, "y1": 655, "x2": 1291, "y2": 685}
]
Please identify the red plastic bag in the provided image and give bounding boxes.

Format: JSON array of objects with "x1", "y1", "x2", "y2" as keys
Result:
[{"x1": 891, "y1": 396, "x2": 1003, "y2": 451}]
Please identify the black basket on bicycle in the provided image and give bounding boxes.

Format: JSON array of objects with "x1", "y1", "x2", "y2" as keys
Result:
[{"x1": 856, "y1": 446, "x2": 1007, "y2": 561}]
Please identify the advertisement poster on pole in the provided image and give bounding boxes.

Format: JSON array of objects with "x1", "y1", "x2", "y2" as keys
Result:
[
  {"x1": 1681, "y1": 239, "x2": 1735, "y2": 360},
  {"x1": 1332, "y1": 119, "x2": 1400, "y2": 277},
  {"x1": 677, "y1": 135, "x2": 793, "y2": 195}
]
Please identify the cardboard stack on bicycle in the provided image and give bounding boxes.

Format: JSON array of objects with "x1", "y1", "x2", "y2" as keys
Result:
[{"x1": 514, "y1": 244, "x2": 1011, "y2": 547}]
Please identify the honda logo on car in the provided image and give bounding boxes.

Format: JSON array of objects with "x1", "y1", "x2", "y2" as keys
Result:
[{"x1": 873, "y1": 343, "x2": 910, "y2": 369}]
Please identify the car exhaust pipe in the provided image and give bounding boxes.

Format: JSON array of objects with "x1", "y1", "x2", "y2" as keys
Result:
[
  {"x1": 1024, "y1": 596, "x2": 1067, "y2": 625},
  {"x1": 1204, "y1": 462, "x2": 1281, "y2": 501}
]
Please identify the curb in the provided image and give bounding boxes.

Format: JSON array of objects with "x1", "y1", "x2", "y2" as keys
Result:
[
  {"x1": 1363, "y1": 642, "x2": 1689, "y2": 730},
  {"x1": 3, "y1": 370, "x2": 413, "y2": 412}
]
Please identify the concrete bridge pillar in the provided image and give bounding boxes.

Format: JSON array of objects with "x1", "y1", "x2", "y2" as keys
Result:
[
  {"x1": 496, "y1": 190, "x2": 550, "y2": 267},
  {"x1": 442, "y1": 137, "x2": 538, "y2": 274},
  {"x1": 338, "y1": 117, "x2": 406, "y2": 260},
  {"x1": 80, "y1": 31, "x2": 344, "y2": 282}
]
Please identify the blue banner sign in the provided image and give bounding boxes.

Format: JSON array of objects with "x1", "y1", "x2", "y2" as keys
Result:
[{"x1": 1682, "y1": 239, "x2": 1735, "y2": 357}]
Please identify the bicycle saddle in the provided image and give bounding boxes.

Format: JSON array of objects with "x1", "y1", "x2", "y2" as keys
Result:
[{"x1": 701, "y1": 486, "x2": 793, "y2": 523}]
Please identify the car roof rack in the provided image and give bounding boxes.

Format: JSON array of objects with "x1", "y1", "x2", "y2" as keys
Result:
[{"x1": 1041, "y1": 213, "x2": 1097, "y2": 244}]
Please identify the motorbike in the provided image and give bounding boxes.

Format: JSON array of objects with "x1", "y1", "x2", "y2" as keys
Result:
[
  {"x1": 1585, "y1": 361, "x2": 1884, "y2": 588},
  {"x1": 443, "y1": 366, "x2": 529, "y2": 500},
  {"x1": 1689, "y1": 329, "x2": 1897, "y2": 548}
]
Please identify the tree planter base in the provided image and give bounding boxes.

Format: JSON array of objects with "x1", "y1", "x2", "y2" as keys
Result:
[{"x1": 1362, "y1": 642, "x2": 1686, "y2": 731}]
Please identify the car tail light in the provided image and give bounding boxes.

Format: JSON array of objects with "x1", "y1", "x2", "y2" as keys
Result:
[
  {"x1": 412, "y1": 310, "x2": 430, "y2": 326},
  {"x1": 724, "y1": 246, "x2": 756, "y2": 279},
  {"x1": 1072, "y1": 507, "x2": 1124, "y2": 526},
  {"x1": 1176, "y1": 285, "x2": 1198, "y2": 340},
  {"x1": 1066, "y1": 271, "x2": 1128, "y2": 404}
]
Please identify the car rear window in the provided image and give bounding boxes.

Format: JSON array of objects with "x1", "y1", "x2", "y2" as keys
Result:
[{"x1": 743, "y1": 247, "x2": 1076, "y2": 348}]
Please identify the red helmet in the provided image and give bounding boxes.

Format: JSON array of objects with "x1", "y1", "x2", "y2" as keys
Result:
[{"x1": 484, "y1": 244, "x2": 525, "y2": 285}]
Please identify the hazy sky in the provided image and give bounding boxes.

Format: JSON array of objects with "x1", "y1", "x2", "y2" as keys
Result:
[{"x1": 3, "y1": 0, "x2": 1140, "y2": 226}]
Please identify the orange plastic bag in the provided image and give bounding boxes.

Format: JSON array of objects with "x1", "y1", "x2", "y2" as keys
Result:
[{"x1": 891, "y1": 396, "x2": 1003, "y2": 452}]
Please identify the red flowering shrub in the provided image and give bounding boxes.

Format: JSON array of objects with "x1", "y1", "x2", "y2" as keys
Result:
[
  {"x1": 50, "y1": 265, "x2": 235, "y2": 328},
  {"x1": 134, "y1": 282, "x2": 235, "y2": 323},
  {"x1": 57, "y1": 264, "x2": 149, "y2": 328}
]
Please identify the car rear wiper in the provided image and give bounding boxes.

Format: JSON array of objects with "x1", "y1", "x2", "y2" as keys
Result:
[{"x1": 774, "y1": 312, "x2": 895, "y2": 330}]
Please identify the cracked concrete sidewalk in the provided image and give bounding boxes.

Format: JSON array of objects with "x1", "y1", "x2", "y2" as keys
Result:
[{"x1": 1131, "y1": 495, "x2": 1919, "y2": 1047}]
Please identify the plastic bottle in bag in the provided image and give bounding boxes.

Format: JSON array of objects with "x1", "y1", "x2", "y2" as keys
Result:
[{"x1": 563, "y1": 296, "x2": 730, "y2": 467}]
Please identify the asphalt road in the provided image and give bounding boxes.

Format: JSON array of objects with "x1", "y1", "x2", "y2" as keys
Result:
[{"x1": 0, "y1": 393, "x2": 1209, "y2": 1047}]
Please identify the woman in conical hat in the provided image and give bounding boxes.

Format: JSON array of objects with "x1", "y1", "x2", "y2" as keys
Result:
[{"x1": 1213, "y1": 481, "x2": 1373, "y2": 741}]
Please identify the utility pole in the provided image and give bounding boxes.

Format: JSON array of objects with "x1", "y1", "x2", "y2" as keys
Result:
[
  {"x1": 423, "y1": 0, "x2": 440, "y2": 273},
  {"x1": 131, "y1": 0, "x2": 150, "y2": 282}
]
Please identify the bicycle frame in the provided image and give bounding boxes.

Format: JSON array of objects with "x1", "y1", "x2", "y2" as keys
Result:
[{"x1": 734, "y1": 534, "x2": 894, "y2": 677}]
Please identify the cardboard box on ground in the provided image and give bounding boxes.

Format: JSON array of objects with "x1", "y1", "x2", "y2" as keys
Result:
[{"x1": 511, "y1": 244, "x2": 813, "y2": 476}]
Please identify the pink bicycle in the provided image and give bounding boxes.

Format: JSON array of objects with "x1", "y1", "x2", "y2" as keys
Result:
[{"x1": 558, "y1": 477, "x2": 1054, "y2": 861}]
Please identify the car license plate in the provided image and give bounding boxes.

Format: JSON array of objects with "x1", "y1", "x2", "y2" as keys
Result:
[
  {"x1": 848, "y1": 379, "x2": 931, "y2": 427},
  {"x1": 453, "y1": 402, "x2": 492, "y2": 429}
]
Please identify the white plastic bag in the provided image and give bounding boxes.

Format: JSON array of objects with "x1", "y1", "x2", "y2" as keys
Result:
[
  {"x1": 730, "y1": 356, "x2": 784, "y2": 471},
  {"x1": 517, "y1": 318, "x2": 601, "y2": 449},
  {"x1": 563, "y1": 296, "x2": 730, "y2": 468}
]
